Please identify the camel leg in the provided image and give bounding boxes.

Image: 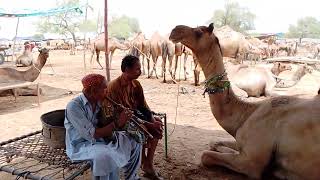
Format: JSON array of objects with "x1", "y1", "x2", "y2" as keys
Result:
[
  {"x1": 183, "y1": 54, "x2": 188, "y2": 81},
  {"x1": 96, "y1": 50, "x2": 103, "y2": 70},
  {"x1": 162, "y1": 56, "x2": 167, "y2": 83},
  {"x1": 149, "y1": 55, "x2": 156, "y2": 78},
  {"x1": 168, "y1": 55, "x2": 174, "y2": 79},
  {"x1": 173, "y1": 55, "x2": 178, "y2": 80},
  {"x1": 151, "y1": 57, "x2": 159, "y2": 79},
  {"x1": 109, "y1": 50, "x2": 115, "y2": 69},
  {"x1": 201, "y1": 150, "x2": 268, "y2": 179},
  {"x1": 142, "y1": 55, "x2": 145, "y2": 75},
  {"x1": 90, "y1": 49, "x2": 95, "y2": 67},
  {"x1": 194, "y1": 69, "x2": 200, "y2": 86},
  {"x1": 209, "y1": 140, "x2": 239, "y2": 153},
  {"x1": 147, "y1": 56, "x2": 150, "y2": 78}
]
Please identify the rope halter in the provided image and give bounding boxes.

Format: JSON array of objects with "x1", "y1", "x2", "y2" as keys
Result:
[{"x1": 202, "y1": 70, "x2": 231, "y2": 97}]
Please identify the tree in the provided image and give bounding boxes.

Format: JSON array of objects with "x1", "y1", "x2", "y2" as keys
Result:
[
  {"x1": 32, "y1": 34, "x2": 45, "y2": 41},
  {"x1": 208, "y1": 0, "x2": 255, "y2": 33},
  {"x1": 36, "y1": 0, "x2": 88, "y2": 43},
  {"x1": 286, "y1": 17, "x2": 320, "y2": 39},
  {"x1": 108, "y1": 15, "x2": 141, "y2": 39}
]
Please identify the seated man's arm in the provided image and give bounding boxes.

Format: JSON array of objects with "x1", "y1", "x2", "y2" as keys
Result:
[{"x1": 66, "y1": 101, "x2": 116, "y2": 140}]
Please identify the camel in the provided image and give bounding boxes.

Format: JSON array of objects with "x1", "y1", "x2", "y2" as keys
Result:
[
  {"x1": 129, "y1": 32, "x2": 151, "y2": 76},
  {"x1": 271, "y1": 62, "x2": 292, "y2": 76},
  {"x1": 0, "y1": 48, "x2": 49, "y2": 96},
  {"x1": 274, "y1": 64, "x2": 312, "y2": 88},
  {"x1": 161, "y1": 37, "x2": 175, "y2": 83},
  {"x1": 314, "y1": 44, "x2": 320, "y2": 59},
  {"x1": 149, "y1": 32, "x2": 164, "y2": 79},
  {"x1": 193, "y1": 61, "x2": 292, "y2": 97},
  {"x1": 16, "y1": 43, "x2": 35, "y2": 67},
  {"x1": 171, "y1": 43, "x2": 190, "y2": 81},
  {"x1": 170, "y1": 23, "x2": 320, "y2": 180},
  {"x1": 230, "y1": 63, "x2": 292, "y2": 97},
  {"x1": 213, "y1": 26, "x2": 253, "y2": 64},
  {"x1": 90, "y1": 34, "x2": 130, "y2": 69}
]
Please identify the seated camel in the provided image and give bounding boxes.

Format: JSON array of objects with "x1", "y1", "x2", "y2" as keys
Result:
[
  {"x1": 170, "y1": 23, "x2": 320, "y2": 180},
  {"x1": 0, "y1": 48, "x2": 49, "y2": 96}
]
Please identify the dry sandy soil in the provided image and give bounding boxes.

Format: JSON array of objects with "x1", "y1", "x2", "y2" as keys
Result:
[{"x1": 0, "y1": 50, "x2": 319, "y2": 180}]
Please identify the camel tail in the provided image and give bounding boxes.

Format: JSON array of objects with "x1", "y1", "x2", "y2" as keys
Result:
[{"x1": 318, "y1": 88, "x2": 320, "y2": 95}]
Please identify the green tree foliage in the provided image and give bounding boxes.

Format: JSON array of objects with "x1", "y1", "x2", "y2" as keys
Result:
[
  {"x1": 286, "y1": 17, "x2": 320, "y2": 39},
  {"x1": 208, "y1": 1, "x2": 255, "y2": 33},
  {"x1": 108, "y1": 15, "x2": 141, "y2": 39},
  {"x1": 36, "y1": 0, "x2": 93, "y2": 43},
  {"x1": 32, "y1": 34, "x2": 45, "y2": 41}
]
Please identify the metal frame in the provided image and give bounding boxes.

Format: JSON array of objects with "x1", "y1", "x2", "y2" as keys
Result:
[{"x1": 0, "y1": 131, "x2": 90, "y2": 180}]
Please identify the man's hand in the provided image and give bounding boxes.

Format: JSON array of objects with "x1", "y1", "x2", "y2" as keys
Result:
[
  {"x1": 118, "y1": 109, "x2": 133, "y2": 127},
  {"x1": 145, "y1": 117, "x2": 164, "y2": 139}
]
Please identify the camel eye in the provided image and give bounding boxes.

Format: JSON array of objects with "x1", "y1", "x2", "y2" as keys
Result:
[{"x1": 195, "y1": 29, "x2": 202, "y2": 38}]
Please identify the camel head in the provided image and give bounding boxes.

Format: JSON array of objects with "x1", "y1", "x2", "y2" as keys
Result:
[
  {"x1": 169, "y1": 23, "x2": 217, "y2": 52},
  {"x1": 37, "y1": 48, "x2": 50, "y2": 65},
  {"x1": 170, "y1": 23, "x2": 223, "y2": 76},
  {"x1": 271, "y1": 62, "x2": 292, "y2": 75}
]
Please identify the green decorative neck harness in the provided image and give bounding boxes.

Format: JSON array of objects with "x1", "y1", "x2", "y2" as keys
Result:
[{"x1": 202, "y1": 70, "x2": 231, "y2": 97}]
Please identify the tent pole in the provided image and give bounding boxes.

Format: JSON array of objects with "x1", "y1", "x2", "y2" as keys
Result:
[
  {"x1": 82, "y1": 0, "x2": 88, "y2": 75},
  {"x1": 104, "y1": 0, "x2": 110, "y2": 82},
  {"x1": 11, "y1": 17, "x2": 20, "y2": 61}
]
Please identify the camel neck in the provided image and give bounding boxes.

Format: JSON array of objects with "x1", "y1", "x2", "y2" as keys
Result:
[
  {"x1": 23, "y1": 54, "x2": 45, "y2": 82},
  {"x1": 199, "y1": 46, "x2": 256, "y2": 137}
]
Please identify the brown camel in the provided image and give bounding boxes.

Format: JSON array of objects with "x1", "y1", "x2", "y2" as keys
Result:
[
  {"x1": 0, "y1": 48, "x2": 49, "y2": 96},
  {"x1": 90, "y1": 34, "x2": 130, "y2": 69},
  {"x1": 149, "y1": 32, "x2": 164, "y2": 79},
  {"x1": 170, "y1": 23, "x2": 320, "y2": 180},
  {"x1": 129, "y1": 32, "x2": 151, "y2": 76}
]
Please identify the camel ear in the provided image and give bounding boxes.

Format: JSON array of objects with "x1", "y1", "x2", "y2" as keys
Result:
[{"x1": 208, "y1": 23, "x2": 214, "y2": 33}]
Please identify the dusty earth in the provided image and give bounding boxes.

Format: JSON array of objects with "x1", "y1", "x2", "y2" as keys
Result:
[{"x1": 0, "y1": 50, "x2": 319, "y2": 180}]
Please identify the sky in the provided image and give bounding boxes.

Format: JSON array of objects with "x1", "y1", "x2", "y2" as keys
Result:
[{"x1": 0, "y1": 0, "x2": 319, "y2": 39}]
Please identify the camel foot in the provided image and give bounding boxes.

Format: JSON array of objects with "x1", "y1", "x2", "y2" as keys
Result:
[{"x1": 163, "y1": 80, "x2": 166, "y2": 83}]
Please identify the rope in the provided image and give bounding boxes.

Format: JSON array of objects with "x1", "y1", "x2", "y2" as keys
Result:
[{"x1": 169, "y1": 55, "x2": 182, "y2": 137}]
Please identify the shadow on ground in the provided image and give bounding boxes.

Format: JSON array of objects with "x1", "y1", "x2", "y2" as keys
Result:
[{"x1": 0, "y1": 84, "x2": 80, "y2": 115}]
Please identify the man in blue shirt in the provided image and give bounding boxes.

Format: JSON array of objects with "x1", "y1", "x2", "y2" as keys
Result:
[{"x1": 64, "y1": 74, "x2": 142, "y2": 180}]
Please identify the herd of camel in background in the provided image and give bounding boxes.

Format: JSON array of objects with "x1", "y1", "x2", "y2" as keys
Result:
[
  {"x1": 0, "y1": 25, "x2": 319, "y2": 98},
  {"x1": 90, "y1": 25, "x2": 320, "y2": 98}
]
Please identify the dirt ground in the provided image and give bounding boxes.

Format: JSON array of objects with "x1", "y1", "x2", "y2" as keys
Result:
[{"x1": 0, "y1": 50, "x2": 319, "y2": 180}]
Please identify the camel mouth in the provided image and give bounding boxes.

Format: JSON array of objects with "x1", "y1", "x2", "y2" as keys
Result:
[
  {"x1": 169, "y1": 25, "x2": 189, "y2": 43},
  {"x1": 169, "y1": 32, "x2": 181, "y2": 43}
]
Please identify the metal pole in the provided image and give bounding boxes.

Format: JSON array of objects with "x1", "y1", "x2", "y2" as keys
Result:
[
  {"x1": 164, "y1": 114, "x2": 168, "y2": 158},
  {"x1": 83, "y1": 0, "x2": 88, "y2": 75},
  {"x1": 104, "y1": 0, "x2": 110, "y2": 82},
  {"x1": 11, "y1": 17, "x2": 20, "y2": 61}
]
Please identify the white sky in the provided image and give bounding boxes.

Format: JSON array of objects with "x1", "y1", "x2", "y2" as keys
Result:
[{"x1": 0, "y1": 0, "x2": 319, "y2": 39}]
